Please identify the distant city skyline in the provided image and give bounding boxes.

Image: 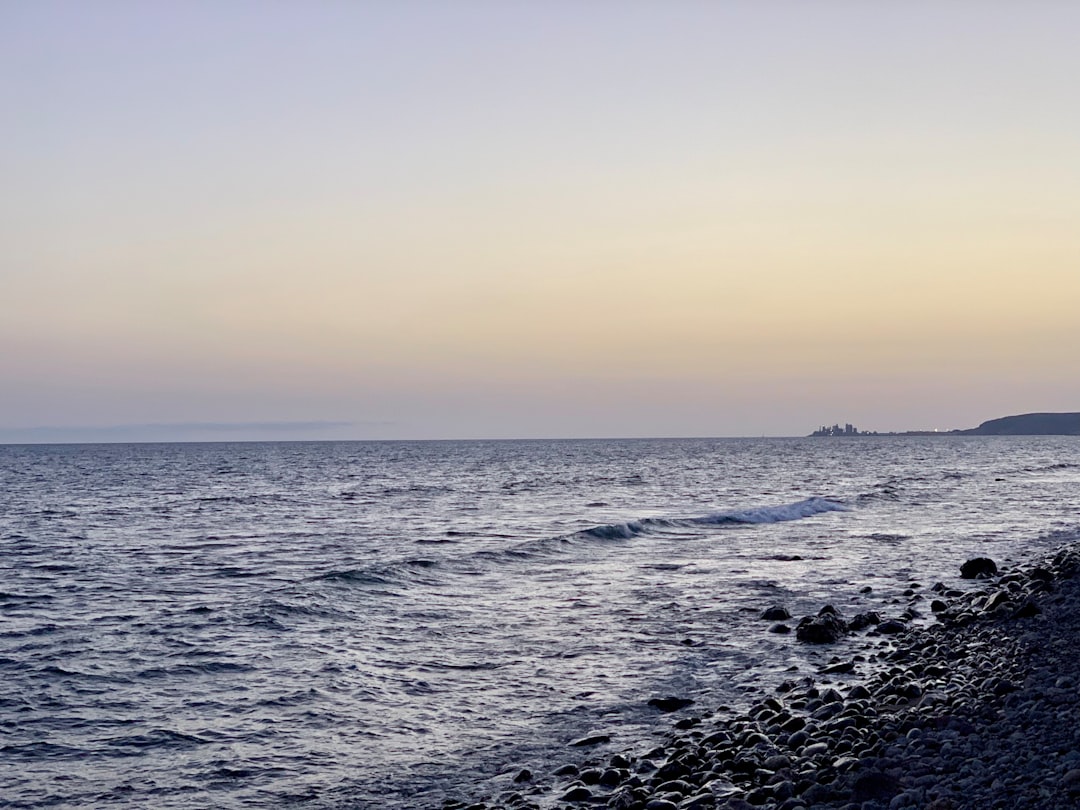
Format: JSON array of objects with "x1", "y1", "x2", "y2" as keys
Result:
[{"x1": 4, "y1": 2, "x2": 1079, "y2": 441}]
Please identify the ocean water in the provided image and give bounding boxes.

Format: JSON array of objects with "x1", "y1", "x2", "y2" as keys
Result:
[{"x1": 2, "y1": 436, "x2": 1080, "y2": 808}]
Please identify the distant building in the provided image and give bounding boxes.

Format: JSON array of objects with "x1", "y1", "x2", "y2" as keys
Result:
[{"x1": 810, "y1": 423, "x2": 866, "y2": 437}]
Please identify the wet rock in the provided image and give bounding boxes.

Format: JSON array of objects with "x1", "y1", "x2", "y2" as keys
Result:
[
  {"x1": 769, "y1": 623, "x2": 791, "y2": 634},
  {"x1": 850, "y1": 770, "x2": 901, "y2": 801},
  {"x1": 982, "y1": 591, "x2": 1012, "y2": 612},
  {"x1": 762, "y1": 606, "x2": 791, "y2": 621},
  {"x1": 876, "y1": 619, "x2": 907, "y2": 635},
  {"x1": 796, "y1": 612, "x2": 846, "y2": 644},
  {"x1": 1012, "y1": 600, "x2": 1041, "y2": 619},
  {"x1": 960, "y1": 557, "x2": 998, "y2": 579},
  {"x1": 570, "y1": 734, "x2": 611, "y2": 747},
  {"x1": 848, "y1": 611, "x2": 882, "y2": 631},
  {"x1": 598, "y1": 768, "x2": 622, "y2": 787},
  {"x1": 820, "y1": 660, "x2": 855, "y2": 674},
  {"x1": 560, "y1": 785, "x2": 592, "y2": 801},
  {"x1": 513, "y1": 768, "x2": 532, "y2": 783},
  {"x1": 579, "y1": 768, "x2": 602, "y2": 784},
  {"x1": 649, "y1": 697, "x2": 694, "y2": 712}
]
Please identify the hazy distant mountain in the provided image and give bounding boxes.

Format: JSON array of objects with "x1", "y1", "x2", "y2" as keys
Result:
[{"x1": 960, "y1": 412, "x2": 1080, "y2": 436}]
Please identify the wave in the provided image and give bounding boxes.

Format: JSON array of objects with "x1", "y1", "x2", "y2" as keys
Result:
[
  {"x1": 306, "y1": 496, "x2": 849, "y2": 596},
  {"x1": 691, "y1": 497, "x2": 848, "y2": 525},
  {"x1": 573, "y1": 498, "x2": 846, "y2": 541}
]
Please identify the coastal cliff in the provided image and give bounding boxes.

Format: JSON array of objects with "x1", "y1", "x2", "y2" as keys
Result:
[{"x1": 960, "y1": 412, "x2": 1080, "y2": 436}]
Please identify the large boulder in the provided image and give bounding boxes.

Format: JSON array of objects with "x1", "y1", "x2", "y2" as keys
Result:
[
  {"x1": 796, "y1": 610, "x2": 847, "y2": 643},
  {"x1": 960, "y1": 557, "x2": 998, "y2": 579}
]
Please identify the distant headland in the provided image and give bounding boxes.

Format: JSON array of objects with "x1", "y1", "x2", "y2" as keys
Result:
[{"x1": 811, "y1": 412, "x2": 1080, "y2": 437}]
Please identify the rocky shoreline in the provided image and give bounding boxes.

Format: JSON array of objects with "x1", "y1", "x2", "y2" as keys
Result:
[{"x1": 446, "y1": 541, "x2": 1080, "y2": 810}]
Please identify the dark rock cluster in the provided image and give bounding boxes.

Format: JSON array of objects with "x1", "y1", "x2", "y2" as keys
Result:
[{"x1": 447, "y1": 544, "x2": 1080, "y2": 810}]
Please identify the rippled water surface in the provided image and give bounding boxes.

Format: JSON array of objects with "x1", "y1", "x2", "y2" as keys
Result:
[{"x1": 3, "y1": 437, "x2": 1080, "y2": 808}]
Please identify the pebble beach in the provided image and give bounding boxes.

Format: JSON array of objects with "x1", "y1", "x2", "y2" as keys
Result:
[{"x1": 453, "y1": 541, "x2": 1080, "y2": 810}]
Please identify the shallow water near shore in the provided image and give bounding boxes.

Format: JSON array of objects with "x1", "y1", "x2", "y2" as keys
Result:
[{"x1": 2, "y1": 436, "x2": 1080, "y2": 808}]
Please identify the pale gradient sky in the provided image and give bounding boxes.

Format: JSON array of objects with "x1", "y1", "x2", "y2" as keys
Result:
[{"x1": 3, "y1": 1, "x2": 1079, "y2": 441}]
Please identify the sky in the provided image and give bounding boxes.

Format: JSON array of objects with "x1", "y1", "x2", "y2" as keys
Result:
[{"x1": 3, "y1": 1, "x2": 1079, "y2": 442}]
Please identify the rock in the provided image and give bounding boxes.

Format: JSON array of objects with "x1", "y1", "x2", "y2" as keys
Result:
[
  {"x1": 851, "y1": 770, "x2": 901, "y2": 801},
  {"x1": 849, "y1": 611, "x2": 882, "y2": 631},
  {"x1": 960, "y1": 557, "x2": 997, "y2": 579},
  {"x1": 1012, "y1": 600, "x2": 1041, "y2": 619},
  {"x1": 560, "y1": 785, "x2": 592, "y2": 801},
  {"x1": 930, "y1": 599, "x2": 948, "y2": 613},
  {"x1": 876, "y1": 619, "x2": 907, "y2": 635},
  {"x1": 769, "y1": 623, "x2": 791, "y2": 634},
  {"x1": 570, "y1": 734, "x2": 610, "y2": 747},
  {"x1": 649, "y1": 696, "x2": 694, "y2": 712},
  {"x1": 680, "y1": 794, "x2": 718, "y2": 809},
  {"x1": 513, "y1": 768, "x2": 532, "y2": 783},
  {"x1": 992, "y1": 678, "x2": 1020, "y2": 696},
  {"x1": 1030, "y1": 566, "x2": 1054, "y2": 582},
  {"x1": 579, "y1": 768, "x2": 602, "y2": 784},
  {"x1": 599, "y1": 768, "x2": 622, "y2": 786},
  {"x1": 796, "y1": 612, "x2": 846, "y2": 643},
  {"x1": 553, "y1": 763, "x2": 578, "y2": 776},
  {"x1": 762, "y1": 606, "x2": 791, "y2": 621},
  {"x1": 820, "y1": 660, "x2": 855, "y2": 674},
  {"x1": 982, "y1": 590, "x2": 1012, "y2": 612}
]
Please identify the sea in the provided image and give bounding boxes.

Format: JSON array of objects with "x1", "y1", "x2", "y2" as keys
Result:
[{"x1": 3, "y1": 436, "x2": 1080, "y2": 809}]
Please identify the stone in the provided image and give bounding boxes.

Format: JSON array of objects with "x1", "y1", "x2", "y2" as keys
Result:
[
  {"x1": 848, "y1": 611, "x2": 878, "y2": 631},
  {"x1": 930, "y1": 599, "x2": 948, "y2": 612},
  {"x1": 876, "y1": 619, "x2": 907, "y2": 635},
  {"x1": 560, "y1": 785, "x2": 592, "y2": 801},
  {"x1": 820, "y1": 660, "x2": 855, "y2": 674},
  {"x1": 982, "y1": 590, "x2": 1012, "y2": 612},
  {"x1": 762, "y1": 606, "x2": 792, "y2": 621},
  {"x1": 513, "y1": 768, "x2": 532, "y2": 783},
  {"x1": 599, "y1": 768, "x2": 622, "y2": 787},
  {"x1": 960, "y1": 557, "x2": 997, "y2": 579},
  {"x1": 769, "y1": 623, "x2": 791, "y2": 634},
  {"x1": 579, "y1": 768, "x2": 602, "y2": 784},
  {"x1": 570, "y1": 734, "x2": 610, "y2": 747},
  {"x1": 796, "y1": 613, "x2": 846, "y2": 643},
  {"x1": 1012, "y1": 600, "x2": 1041, "y2": 619},
  {"x1": 851, "y1": 770, "x2": 901, "y2": 801},
  {"x1": 649, "y1": 696, "x2": 694, "y2": 712}
]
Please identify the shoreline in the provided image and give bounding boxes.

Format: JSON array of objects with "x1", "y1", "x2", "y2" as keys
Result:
[{"x1": 452, "y1": 541, "x2": 1080, "y2": 810}]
